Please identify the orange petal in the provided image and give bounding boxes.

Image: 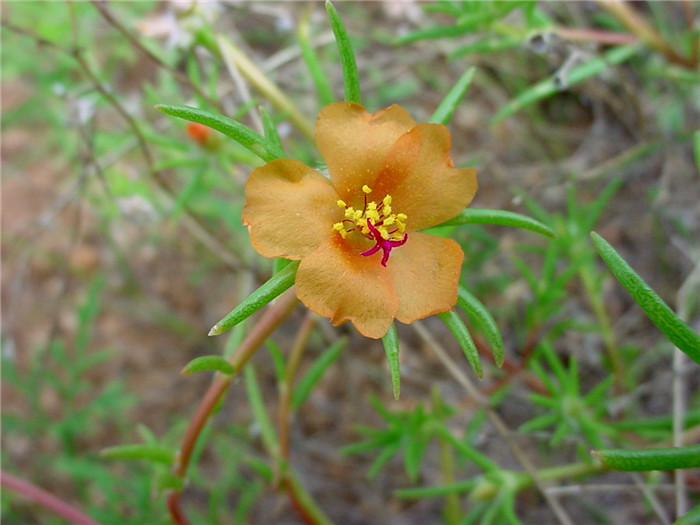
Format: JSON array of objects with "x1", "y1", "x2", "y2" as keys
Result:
[
  {"x1": 315, "y1": 102, "x2": 416, "y2": 203},
  {"x1": 389, "y1": 233, "x2": 463, "y2": 324},
  {"x1": 243, "y1": 159, "x2": 339, "y2": 259},
  {"x1": 373, "y1": 123, "x2": 477, "y2": 231},
  {"x1": 295, "y1": 235, "x2": 398, "y2": 338}
]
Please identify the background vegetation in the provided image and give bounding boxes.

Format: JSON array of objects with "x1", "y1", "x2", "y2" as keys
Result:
[{"x1": 2, "y1": 1, "x2": 699, "y2": 524}]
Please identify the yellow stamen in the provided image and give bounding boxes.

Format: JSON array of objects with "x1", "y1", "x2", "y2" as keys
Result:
[{"x1": 332, "y1": 186, "x2": 407, "y2": 243}]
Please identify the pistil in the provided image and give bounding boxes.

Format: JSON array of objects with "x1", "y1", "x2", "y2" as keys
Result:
[{"x1": 332, "y1": 186, "x2": 408, "y2": 266}]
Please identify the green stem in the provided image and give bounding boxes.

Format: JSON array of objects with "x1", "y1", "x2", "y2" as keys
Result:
[
  {"x1": 432, "y1": 389, "x2": 460, "y2": 525},
  {"x1": 579, "y1": 263, "x2": 624, "y2": 390},
  {"x1": 283, "y1": 468, "x2": 335, "y2": 525},
  {"x1": 168, "y1": 289, "x2": 299, "y2": 525}
]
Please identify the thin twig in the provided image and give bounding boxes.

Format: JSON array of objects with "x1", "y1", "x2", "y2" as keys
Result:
[
  {"x1": 90, "y1": 0, "x2": 221, "y2": 110},
  {"x1": 413, "y1": 321, "x2": 576, "y2": 525},
  {"x1": 596, "y1": 0, "x2": 696, "y2": 69},
  {"x1": 1, "y1": 471, "x2": 104, "y2": 525},
  {"x1": 673, "y1": 259, "x2": 700, "y2": 517},
  {"x1": 278, "y1": 311, "x2": 317, "y2": 462}
]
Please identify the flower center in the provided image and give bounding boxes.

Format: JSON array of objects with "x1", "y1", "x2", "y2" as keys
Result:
[{"x1": 332, "y1": 185, "x2": 408, "y2": 267}]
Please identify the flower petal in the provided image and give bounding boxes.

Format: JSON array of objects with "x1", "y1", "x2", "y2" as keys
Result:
[
  {"x1": 243, "y1": 159, "x2": 339, "y2": 259},
  {"x1": 373, "y1": 123, "x2": 477, "y2": 231},
  {"x1": 295, "y1": 235, "x2": 398, "y2": 338},
  {"x1": 315, "y1": 102, "x2": 416, "y2": 202},
  {"x1": 389, "y1": 233, "x2": 464, "y2": 324}
]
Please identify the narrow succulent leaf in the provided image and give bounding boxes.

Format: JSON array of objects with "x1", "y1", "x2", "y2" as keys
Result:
[
  {"x1": 581, "y1": 178, "x2": 623, "y2": 232},
  {"x1": 208, "y1": 261, "x2": 300, "y2": 336},
  {"x1": 491, "y1": 44, "x2": 639, "y2": 124},
  {"x1": 326, "y1": 1, "x2": 361, "y2": 104},
  {"x1": 267, "y1": 339, "x2": 286, "y2": 384},
  {"x1": 217, "y1": 36, "x2": 315, "y2": 141},
  {"x1": 100, "y1": 444, "x2": 175, "y2": 465},
  {"x1": 435, "y1": 425, "x2": 499, "y2": 471},
  {"x1": 457, "y1": 286, "x2": 505, "y2": 366},
  {"x1": 430, "y1": 67, "x2": 477, "y2": 125},
  {"x1": 450, "y1": 37, "x2": 520, "y2": 58},
  {"x1": 518, "y1": 413, "x2": 560, "y2": 433},
  {"x1": 611, "y1": 409, "x2": 700, "y2": 432},
  {"x1": 405, "y1": 437, "x2": 427, "y2": 482},
  {"x1": 396, "y1": 24, "x2": 472, "y2": 44},
  {"x1": 439, "y1": 311, "x2": 483, "y2": 378},
  {"x1": 382, "y1": 324, "x2": 401, "y2": 400},
  {"x1": 455, "y1": 2, "x2": 524, "y2": 28},
  {"x1": 694, "y1": 130, "x2": 700, "y2": 177},
  {"x1": 675, "y1": 503, "x2": 700, "y2": 525},
  {"x1": 292, "y1": 338, "x2": 346, "y2": 411},
  {"x1": 367, "y1": 441, "x2": 401, "y2": 479},
  {"x1": 591, "y1": 232, "x2": 700, "y2": 366},
  {"x1": 156, "y1": 104, "x2": 277, "y2": 162},
  {"x1": 258, "y1": 106, "x2": 285, "y2": 158},
  {"x1": 244, "y1": 364, "x2": 279, "y2": 454},
  {"x1": 156, "y1": 472, "x2": 186, "y2": 492},
  {"x1": 394, "y1": 479, "x2": 477, "y2": 498},
  {"x1": 592, "y1": 444, "x2": 700, "y2": 472},
  {"x1": 181, "y1": 355, "x2": 235, "y2": 376},
  {"x1": 438, "y1": 208, "x2": 556, "y2": 238},
  {"x1": 298, "y1": 11, "x2": 335, "y2": 106}
]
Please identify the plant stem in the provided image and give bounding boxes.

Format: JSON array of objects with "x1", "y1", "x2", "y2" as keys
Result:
[
  {"x1": 168, "y1": 288, "x2": 299, "y2": 524},
  {"x1": 579, "y1": 264, "x2": 624, "y2": 391},
  {"x1": 1, "y1": 470, "x2": 104, "y2": 525},
  {"x1": 278, "y1": 312, "x2": 316, "y2": 462},
  {"x1": 282, "y1": 469, "x2": 334, "y2": 525},
  {"x1": 432, "y1": 389, "x2": 461, "y2": 525},
  {"x1": 596, "y1": 0, "x2": 696, "y2": 69}
]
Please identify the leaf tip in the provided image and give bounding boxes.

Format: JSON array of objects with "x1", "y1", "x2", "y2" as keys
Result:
[{"x1": 208, "y1": 324, "x2": 222, "y2": 336}]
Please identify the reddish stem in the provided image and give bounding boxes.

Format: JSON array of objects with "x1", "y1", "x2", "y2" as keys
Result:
[
  {"x1": 1, "y1": 470, "x2": 103, "y2": 525},
  {"x1": 168, "y1": 288, "x2": 300, "y2": 525}
]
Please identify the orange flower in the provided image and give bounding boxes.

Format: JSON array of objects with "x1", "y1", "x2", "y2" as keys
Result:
[
  {"x1": 242, "y1": 102, "x2": 477, "y2": 338},
  {"x1": 187, "y1": 122, "x2": 222, "y2": 151}
]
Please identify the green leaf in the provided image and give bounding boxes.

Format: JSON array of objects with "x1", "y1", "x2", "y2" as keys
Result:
[
  {"x1": 298, "y1": 10, "x2": 335, "y2": 107},
  {"x1": 404, "y1": 437, "x2": 428, "y2": 482},
  {"x1": 244, "y1": 364, "x2": 278, "y2": 455},
  {"x1": 491, "y1": 44, "x2": 639, "y2": 125},
  {"x1": 437, "y1": 208, "x2": 556, "y2": 238},
  {"x1": 439, "y1": 311, "x2": 483, "y2": 378},
  {"x1": 395, "y1": 24, "x2": 472, "y2": 45},
  {"x1": 592, "y1": 444, "x2": 700, "y2": 472},
  {"x1": 292, "y1": 338, "x2": 346, "y2": 411},
  {"x1": 591, "y1": 232, "x2": 700, "y2": 366},
  {"x1": 155, "y1": 471, "x2": 185, "y2": 492},
  {"x1": 100, "y1": 444, "x2": 175, "y2": 465},
  {"x1": 181, "y1": 355, "x2": 235, "y2": 376},
  {"x1": 382, "y1": 324, "x2": 401, "y2": 400},
  {"x1": 208, "y1": 261, "x2": 300, "y2": 336},
  {"x1": 155, "y1": 104, "x2": 278, "y2": 162},
  {"x1": 430, "y1": 67, "x2": 477, "y2": 125},
  {"x1": 675, "y1": 503, "x2": 700, "y2": 525},
  {"x1": 326, "y1": 1, "x2": 361, "y2": 104},
  {"x1": 450, "y1": 36, "x2": 520, "y2": 59},
  {"x1": 258, "y1": 106, "x2": 285, "y2": 158},
  {"x1": 395, "y1": 479, "x2": 476, "y2": 499},
  {"x1": 457, "y1": 287, "x2": 504, "y2": 367}
]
